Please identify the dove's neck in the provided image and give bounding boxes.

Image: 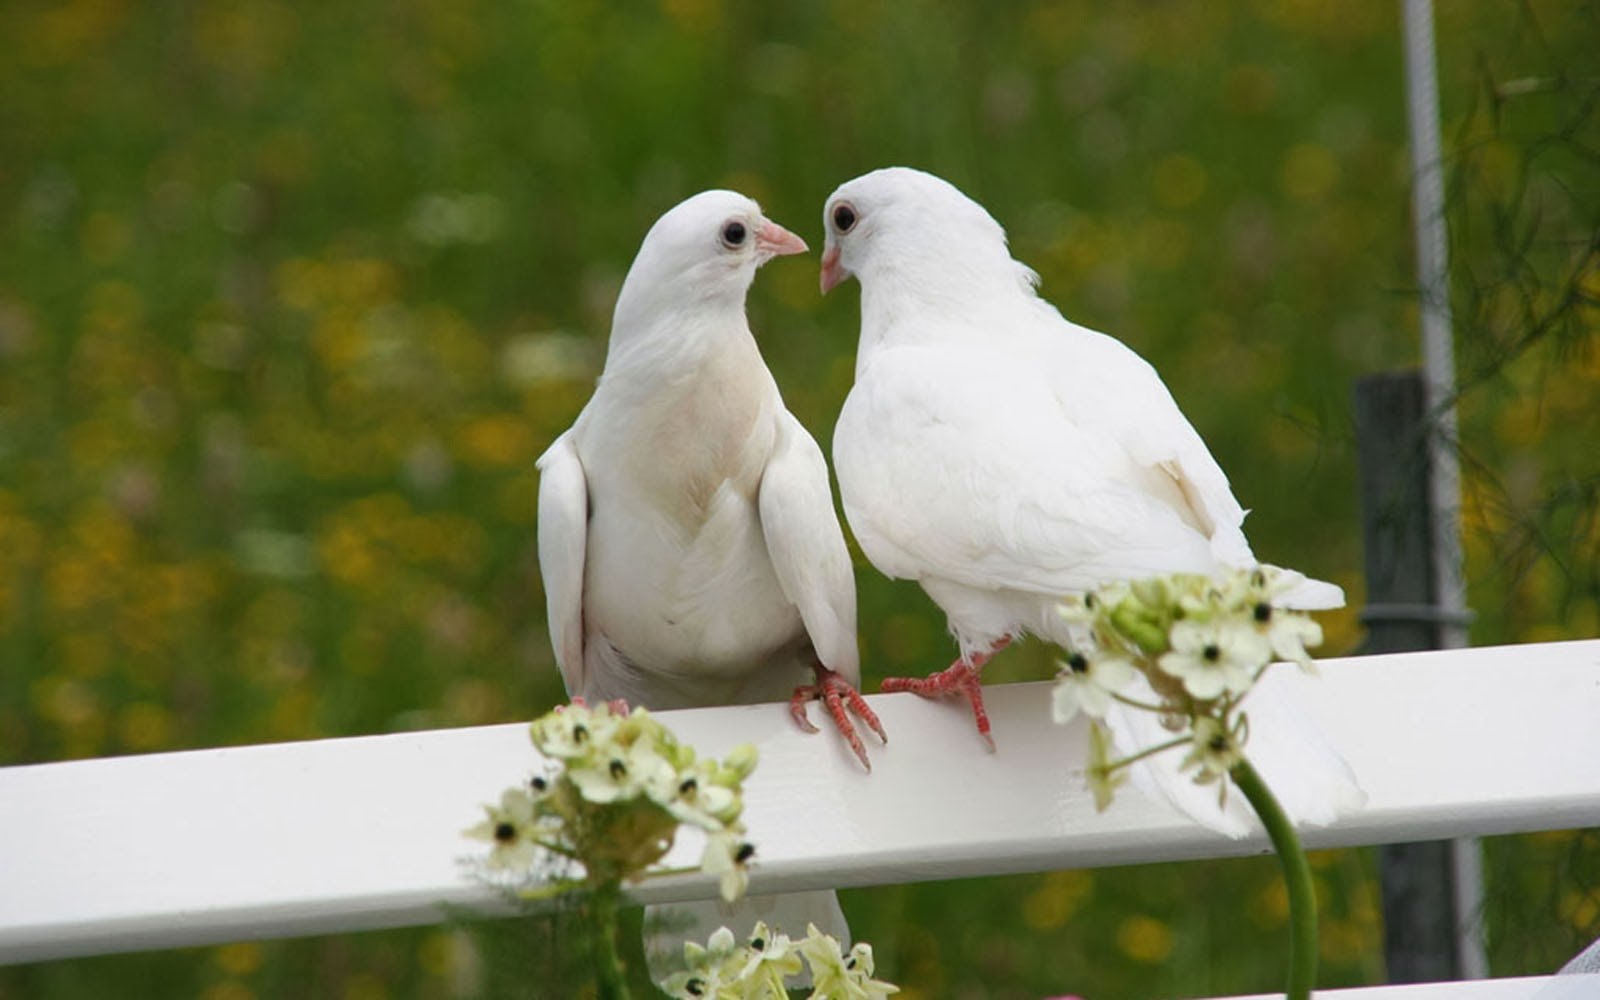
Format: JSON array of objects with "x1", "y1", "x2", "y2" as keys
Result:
[
  {"x1": 606, "y1": 280, "x2": 756, "y2": 375},
  {"x1": 604, "y1": 313, "x2": 758, "y2": 383},
  {"x1": 856, "y1": 256, "x2": 1037, "y2": 359}
]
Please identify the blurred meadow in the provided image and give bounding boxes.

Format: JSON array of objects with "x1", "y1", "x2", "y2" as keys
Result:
[{"x1": 2, "y1": 0, "x2": 1597, "y2": 997}]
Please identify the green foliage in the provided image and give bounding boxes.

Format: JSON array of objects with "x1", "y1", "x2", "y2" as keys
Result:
[{"x1": 2, "y1": 0, "x2": 1595, "y2": 997}]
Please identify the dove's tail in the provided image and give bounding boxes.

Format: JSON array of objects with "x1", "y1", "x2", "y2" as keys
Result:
[
  {"x1": 1275, "y1": 575, "x2": 1346, "y2": 611},
  {"x1": 1232, "y1": 562, "x2": 1345, "y2": 611},
  {"x1": 1105, "y1": 673, "x2": 1366, "y2": 839}
]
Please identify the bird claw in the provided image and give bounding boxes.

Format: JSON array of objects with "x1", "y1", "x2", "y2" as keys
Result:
[
  {"x1": 791, "y1": 666, "x2": 886, "y2": 772},
  {"x1": 881, "y1": 659, "x2": 994, "y2": 751}
]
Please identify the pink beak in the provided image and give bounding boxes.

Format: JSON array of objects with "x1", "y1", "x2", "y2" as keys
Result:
[
  {"x1": 756, "y1": 220, "x2": 808, "y2": 260},
  {"x1": 819, "y1": 245, "x2": 847, "y2": 294}
]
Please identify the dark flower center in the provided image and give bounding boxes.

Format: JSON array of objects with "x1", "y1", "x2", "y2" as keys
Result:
[
  {"x1": 1067, "y1": 653, "x2": 1089, "y2": 674},
  {"x1": 494, "y1": 821, "x2": 516, "y2": 843},
  {"x1": 608, "y1": 758, "x2": 627, "y2": 779},
  {"x1": 735, "y1": 842, "x2": 756, "y2": 864},
  {"x1": 1254, "y1": 602, "x2": 1272, "y2": 623},
  {"x1": 1202, "y1": 644, "x2": 1222, "y2": 663}
]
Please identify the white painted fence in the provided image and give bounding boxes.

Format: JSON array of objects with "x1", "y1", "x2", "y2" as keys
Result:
[{"x1": 3, "y1": 639, "x2": 1599, "y2": 998}]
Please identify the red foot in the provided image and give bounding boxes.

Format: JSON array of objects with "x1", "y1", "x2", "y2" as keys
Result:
[
  {"x1": 790, "y1": 665, "x2": 887, "y2": 772},
  {"x1": 880, "y1": 639, "x2": 1010, "y2": 751}
]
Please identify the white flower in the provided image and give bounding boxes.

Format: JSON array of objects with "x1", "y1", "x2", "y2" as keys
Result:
[
  {"x1": 735, "y1": 921, "x2": 803, "y2": 996},
  {"x1": 701, "y1": 831, "x2": 755, "y2": 903},
  {"x1": 567, "y1": 738, "x2": 677, "y2": 805},
  {"x1": 1058, "y1": 594, "x2": 1097, "y2": 628},
  {"x1": 1246, "y1": 564, "x2": 1314, "y2": 602},
  {"x1": 660, "y1": 923, "x2": 899, "y2": 1000},
  {"x1": 1051, "y1": 650, "x2": 1140, "y2": 722},
  {"x1": 660, "y1": 925, "x2": 746, "y2": 999},
  {"x1": 665, "y1": 759, "x2": 741, "y2": 830},
  {"x1": 1157, "y1": 619, "x2": 1269, "y2": 699},
  {"x1": 528, "y1": 702, "x2": 617, "y2": 761},
  {"x1": 798, "y1": 924, "x2": 899, "y2": 999},
  {"x1": 462, "y1": 787, "x2": 548, "y2": 872},
  {"x1": 1253, "y1": 603, "x2": 1324, "y2": 671},
  {"x1": 657, "y1": 967, "x2": 724, "y2": 1000},
  {"x1": 840, "y1": 942, "x2": 898, "y2": 999},
  {"x1": 1181, "y1": 715, "x2": 1243, "y2": 784}
]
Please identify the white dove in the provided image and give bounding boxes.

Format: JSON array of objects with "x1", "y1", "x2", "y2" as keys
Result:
[
  {"x1": 820, "y1": 167, "x2": 1359, "y2": 832},
  {"x1": 537, "y1": 188, "x2": 883, "y2": 766},
  {"x1": 537, "y1": 191, "x2": 880, "y2": 969}
]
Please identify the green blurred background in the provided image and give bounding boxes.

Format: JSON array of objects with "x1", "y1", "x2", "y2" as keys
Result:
[{"x1": 2, "y1": 0, "x2": 1596, "y2": 996}]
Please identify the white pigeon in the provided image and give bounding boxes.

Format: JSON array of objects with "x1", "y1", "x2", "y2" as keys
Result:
[
  {"x1": 536, "y1": 190, "x2": 878, "y2": 969},
  {"x1": 820, "y1": 167, "x2": 1361, "y2": 834},
  {"x1": 538, "y1": 189, "x2": 882, "y2": 764}
]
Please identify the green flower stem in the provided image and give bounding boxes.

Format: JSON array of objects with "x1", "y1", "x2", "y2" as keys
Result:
[
  {"x1": 1107, "y1": 734, "x2": 1190, "y2": 771},
  {"x1": 1232, "y1": 758, "x2": 1316, "y2": 1000},
  {"x1": 589, "y1": 881, "x2": 631, "y2": 1000}
]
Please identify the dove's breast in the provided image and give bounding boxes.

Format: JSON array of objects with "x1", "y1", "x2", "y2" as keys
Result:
[{"x1": 574, "y1": 341, "x2": 808, "y2": 696}]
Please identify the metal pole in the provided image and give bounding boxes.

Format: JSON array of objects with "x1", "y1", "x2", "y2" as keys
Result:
[
  {"x1": 1398, "y1": 0, "x2": 1485, "y2": 977},
  {"x1": 1355, "y1": 372, "x2": 1459, "y2": 983}
]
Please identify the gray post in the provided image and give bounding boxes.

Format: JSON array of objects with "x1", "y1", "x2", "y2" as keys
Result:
[{"x1": 1354, "y1": 370, "x2": 1478, "y2": 981}]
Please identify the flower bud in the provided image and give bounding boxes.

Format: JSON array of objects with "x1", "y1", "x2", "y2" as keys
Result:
[
  {"x1": 721, "y1": 743, "x2": 759, "y2": 782},
  {"x1": 1110, "y1": 597, "x2": 1169, "y2": 654}
]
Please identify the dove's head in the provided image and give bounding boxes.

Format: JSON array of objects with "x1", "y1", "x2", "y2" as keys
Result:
[
  {"x1": 820, "y1": 167, "x2": 1037, "y2": 301},
  {"x1": 612, "y1": 190, "x2": 807, "y2": 338}
]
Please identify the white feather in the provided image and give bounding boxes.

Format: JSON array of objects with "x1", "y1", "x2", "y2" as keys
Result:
[
  {"x1": 535, "y1": 431, "x2": 589, "y2": 695},
  {"x1": 759, "y1": 411, "x2": 861, "y2": 685}
]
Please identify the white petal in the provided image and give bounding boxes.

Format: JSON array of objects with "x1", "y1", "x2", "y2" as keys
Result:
[
  {"x1": 1093, "y1": 656, "x2": 1140, "y2": 691},
  {"x1": 1050, "y1": 679, "x2": 1084, "y2": 724}
]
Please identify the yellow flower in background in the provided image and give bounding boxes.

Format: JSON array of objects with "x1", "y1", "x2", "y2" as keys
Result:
[
  {"x1": 457, "y1": 413, "x2": 536, "y2": 468},
  {"x1": 1115, "y1": 915, "x2": 1174, "y2": 964}
]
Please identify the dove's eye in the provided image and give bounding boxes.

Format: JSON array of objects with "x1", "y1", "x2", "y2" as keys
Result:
[
  {"x1": 720, "y1": 220, "x2": 747, "y2": 249},
  {"x1": 832, "y1": 203, "x2": 857, "y2": 233}
]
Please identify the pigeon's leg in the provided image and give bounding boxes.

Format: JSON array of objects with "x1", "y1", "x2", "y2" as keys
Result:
[
  {"x1": 880, "y1": 638, "x2": 1012, "y2": 750},
  {"x1": 790, "y1": 663, "x2": 887, "y2": 772}
]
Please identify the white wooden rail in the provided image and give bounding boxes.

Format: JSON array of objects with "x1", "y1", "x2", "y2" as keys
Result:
[{"x1": 3, "y1": 639, "x2": 1599, "y2": 998}]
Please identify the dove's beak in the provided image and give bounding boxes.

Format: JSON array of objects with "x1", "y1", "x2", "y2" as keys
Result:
[
  {"x1": 755, "y1": 221, "x2": 808, "y2": 261},
  {"x1": 819, "y1": 245, "x2": 847, "y2": 294}
]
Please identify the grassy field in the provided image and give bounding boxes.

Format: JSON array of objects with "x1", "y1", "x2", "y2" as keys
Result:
[{"x1": 2, "y1": 0, "x2": 1596, "y2": 996}]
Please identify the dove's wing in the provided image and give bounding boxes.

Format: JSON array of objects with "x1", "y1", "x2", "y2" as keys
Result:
[
  {"x1": 1042, "y1": 317, "x2": 1343, "y2": 608},
  {"x1": 536, "y1": 430, "x2": 589, "y2": 695},
  {"x1": 1043, "y1": 318, "x2": 1255, "y2": 568},
  {"x1": 837, "y1": 340, "x2": 1221, "y2": 599},
  {"x1": 759, "y1": 410, "x2": 860, "y2": 685}
]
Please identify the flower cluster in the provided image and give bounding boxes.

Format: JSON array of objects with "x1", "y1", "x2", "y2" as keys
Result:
[
  {"x1": 659, "y1": 922, "x2": 899, "y2": 1000},
  {"x1": 464, "y1": 702, "x2": 759, "y2": 902},
  {"x1": 1051, "y1": 566, "x2": 1325, "y2": 809}
]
